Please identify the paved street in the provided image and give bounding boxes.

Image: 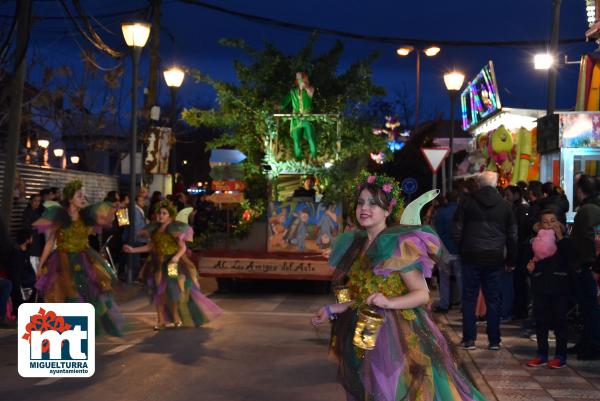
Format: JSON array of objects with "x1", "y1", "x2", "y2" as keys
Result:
[
  {"x1": 2, "y1": 279, "x2": 600, "y2": 401},
  {"x1": 0, "y1": 279, "x2": 343, "y2": 401}
]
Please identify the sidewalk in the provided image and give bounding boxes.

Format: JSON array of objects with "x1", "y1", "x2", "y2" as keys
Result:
[{"x1": 436, "y1": 308, "x2": 600, "y2": 401}]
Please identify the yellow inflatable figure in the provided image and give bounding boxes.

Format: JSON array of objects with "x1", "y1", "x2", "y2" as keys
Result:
[
  {"x1": 487, "y1": 125, "x2": 514, "y2": 176},
  {"x1": 527, "y1": 128, "x2": 540, "y2": 181},
  {"x1": 510, "y1": 127, "x2": 533, "y2": 185}
]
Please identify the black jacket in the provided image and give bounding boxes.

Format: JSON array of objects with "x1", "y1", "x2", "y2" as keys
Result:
[
  {"x1": 525, "y1": 237, "x2": 571, "y2": 295},
  {"x1": 453, "y1": 186, "x2": 518, "y2": 267},
  {"x1": 21, "y1": 205, "x2": 45, "y2": 257},
  {"x1": 572, "y1": 194, "x2": 600, "y2": 271},
  {"x1": 8, "y1": 248, "x2": 36, "y2": 302}
]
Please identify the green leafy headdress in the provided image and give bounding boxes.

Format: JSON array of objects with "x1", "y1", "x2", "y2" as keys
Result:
[
  {"x1": 154, "y1": 200, "x2": 177, "y2": 218},
  {"x1": 355, "y1": 171, "x2": 404, "y2": 221},
  {"x1": 63, "y1": 180, "x2": 83, "y2": 201}
]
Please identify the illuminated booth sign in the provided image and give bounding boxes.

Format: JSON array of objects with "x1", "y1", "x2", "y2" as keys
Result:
[{"x1": 461, "y1": 61, "x2": 502, "y2": 130}]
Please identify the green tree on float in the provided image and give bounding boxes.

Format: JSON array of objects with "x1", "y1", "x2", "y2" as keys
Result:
[{"x1": 181, "y1": 35, "x2": 389, "y2": 205}]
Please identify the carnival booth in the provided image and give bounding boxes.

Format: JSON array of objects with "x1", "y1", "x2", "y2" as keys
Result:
[
  {"x1": 537, "y1": 112, "x2": 600, "y2": 222},
  {"x1": 460, "y1": 61, "x2": 545, "y2": 186}
]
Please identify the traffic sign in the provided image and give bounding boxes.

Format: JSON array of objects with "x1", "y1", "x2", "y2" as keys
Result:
[
  {"x1": 421, "y1": 147, "x2": 450, "y2": 173},
  {"x1": 401, "y1": 178, "x2": 418, "y2": 195}
]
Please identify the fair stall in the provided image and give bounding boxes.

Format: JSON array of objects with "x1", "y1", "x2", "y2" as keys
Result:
[
  {"x1": 459, "y1": 61, "x2": 545, "y2": 185},
  {"x1": 538, "y1": 112, "x2": 600, "y2": 222}
]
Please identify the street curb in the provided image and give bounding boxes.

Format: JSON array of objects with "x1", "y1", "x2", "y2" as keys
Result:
[{"x1": 434, "y1": 312, "x2": 499, "y2": 401}]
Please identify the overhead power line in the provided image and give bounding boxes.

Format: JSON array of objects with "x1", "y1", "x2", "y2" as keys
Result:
[
  {"x1": 179, "y1": 0, "x2": 587, "y2": 48},
  {"x1": 0, "y1": 5, "x2": 148, "y2": 20}
]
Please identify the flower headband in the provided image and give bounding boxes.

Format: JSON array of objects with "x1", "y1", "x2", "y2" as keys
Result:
[
  {"x1": 355, "y1": 170, "x2": 404, "y2": 220},
  {"x1": 63, "y1": 180, "x2": 83, "y2": 201},
  {"x1": 154, "y1": 200, "x2": 177, "y2": 218}
]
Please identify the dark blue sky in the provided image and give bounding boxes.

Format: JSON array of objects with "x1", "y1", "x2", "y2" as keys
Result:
[{"x1": 5, "y1": 0, "x2": 597, "y2": 121}]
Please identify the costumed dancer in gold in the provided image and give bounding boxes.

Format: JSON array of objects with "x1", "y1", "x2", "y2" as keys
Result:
[
  {"x1": 123, "y1": 200, "x2": 223, "y2": 330},
  {"x1": 311, "y1": 172, "x2": 487, "y2": 401},
  {"x1": 34, "y1": 180, "x2": 124, "y2": 336}
]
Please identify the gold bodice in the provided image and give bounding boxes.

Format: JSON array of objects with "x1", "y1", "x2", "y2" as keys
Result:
[
  {"x1": 347, "y1": 256, "x2": 416, "y2": 320},
  {"x1": 152, "y1": 230, "x2": 178, "y2": 259},
  {"x1": 56, "y1": 219, "x2": 92, "y2": 253}
]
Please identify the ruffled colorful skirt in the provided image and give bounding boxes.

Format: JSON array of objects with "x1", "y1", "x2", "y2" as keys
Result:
[
  {"x1": 35, "y1": 249, "x2": 125, "y2": 336},
  {"x1": 332, "y1": 306, "x2": 487, "y2": 401},
  {"x1": 144, "y1": 253, "x2": 223, "y2": 326}
]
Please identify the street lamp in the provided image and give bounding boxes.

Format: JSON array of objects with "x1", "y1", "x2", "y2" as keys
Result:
[
  {"x1": 396, "y1": 45, "x2": 441, "y2": 133},
  {"x1": 163, "y1": 67, "x2": 185, "y2": 176},
  {"x1": 534, "y1": 53, "x2": 554, "y2": 70},
  {"x1": 70, "y1": 155, "x2": 80, "y2": 165},
  {"x1": 53, "y1": 148, "x2": 65, "y2": 169},
  {"x1": 443, "y1": 71, "x2": 465, "y2": 192},
  {"x1": 37, "y1": 139, "x2": 49, "y2": 166},
  {"x1": 122, "y1": 20, "x2": 150, "y2": 283}
]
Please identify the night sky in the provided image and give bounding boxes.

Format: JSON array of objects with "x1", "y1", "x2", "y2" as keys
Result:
[{"x1": 2, "y1": 0, "x2": 596, "y2": 121}]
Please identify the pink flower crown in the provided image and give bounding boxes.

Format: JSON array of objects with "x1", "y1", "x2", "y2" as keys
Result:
[{"x1": 355, "y1": 171, "x2": 404, "y2": 220}]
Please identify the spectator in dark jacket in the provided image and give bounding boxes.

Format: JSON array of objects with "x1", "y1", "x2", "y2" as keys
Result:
[
  {"x1": 570, "y1": 174, "x2": 600, "y2": 360},
  {"x1": 453, "y1": 171, "x2": 518, "y2": 350},
  {"x1": 21, "y1": 193, "x2": 45, "y2": 275},
  {"x1": 504, "y1": 185, "x2": 531, "y2": 320},
  {"x1": 541, "y1": 182, "x2": 569, "y2": 225},
  {"x1": 433, "y1": 190, "x2": 461, "y2": 312},
  {"x1": 8, "y1": 229, "x2": 37, "y2": 314},
  {"x1": 526, "y1": 181, "x2": 545, "y2": 233}
]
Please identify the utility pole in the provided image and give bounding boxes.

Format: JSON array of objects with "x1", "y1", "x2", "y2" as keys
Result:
[
  {"x1": 546, "y1": 0, "x2": 561, "y2": 115},
  {"x1": 144, "y1": 0, "x2": 161, "y2": 115},
  {"x1": 1, "y1": 0, "x2": 32, "y2": 223}
]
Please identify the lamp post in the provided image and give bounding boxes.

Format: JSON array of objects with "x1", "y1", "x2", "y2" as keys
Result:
[
  {"x1": 397, "y1": 45, "x2": 441, "y2": 133},
  {"x1": 163, "y1": 67, "x2": 185, "y2": 177},
  {"x1": 37, "y1": 139, "x2": 49, "y2": 166},
  {"x1": 53, "y1": 148, "x2": 65, "y2": 169},
  {"x1": 443, "y1": 71, "x2": 465, "y2": 192},
  {"x1": 122, "y1": 21, "x2": 150, "y2": 283}
]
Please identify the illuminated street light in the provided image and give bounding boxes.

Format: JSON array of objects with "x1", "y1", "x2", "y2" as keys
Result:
[
  {"x1": 443, "y1": 71, "x2": 466, "y2": 91},
  {"x1": 163, "y1": 67, "x2": 186, "y2": 178},
  {"x1": 70, "y1": 155, "x2": 80, "y2": 164},
  {"x1": 396, "y1": 46, "x2": 414, "y2": 56},
  {"x1": 163, "y1": 67, "x2": 185, "y2": 88},
  {"x1": 534, "y1": 53, "x2": 554, "y2": 70},
  {"x1": 424, "y1": 46, "x2": 441, "y2": 57},
  {"x1": 37, "y1": 139, "x2": 50, "y2": 166},
  {"x1": 53, "y1": 148, "x2": 64, "y2": 157},
  {"x1": 396, "y1": 45, "x2": 441, "y2": 133},
  {"x1": 443, "y1": 70, "x2": 466, "y2": 192},
  {"x1": 121, "y1": 22, "x2": 151, "y2": 48}
]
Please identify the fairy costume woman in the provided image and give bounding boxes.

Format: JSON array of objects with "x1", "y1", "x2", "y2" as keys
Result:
[
  {"x1": 312, "y1": 172, "x2": 487, "y2": 401},
  {"x1": 124, "y1": 201, "x2": 222, "y2": 330},
  {"x1": 34, "y1": 180, "x2": 124, "y2": 336}
]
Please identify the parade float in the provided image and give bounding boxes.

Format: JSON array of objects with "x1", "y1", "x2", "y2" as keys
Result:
[
  {"x1": 459, "y1": 61, "x2": 544, "y2": 186},
  {"x1": 182, "y1": 38, "x2": 389, "y2": 281}
]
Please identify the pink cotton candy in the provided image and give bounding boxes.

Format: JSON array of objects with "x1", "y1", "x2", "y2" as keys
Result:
[{"x1": 532, "y1": 229, "x2": 557, "y2": 262}]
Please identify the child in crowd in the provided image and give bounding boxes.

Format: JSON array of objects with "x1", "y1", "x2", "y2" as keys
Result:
[{"x1": 525, "y1": 209, "x2": 570, "y2": 369}]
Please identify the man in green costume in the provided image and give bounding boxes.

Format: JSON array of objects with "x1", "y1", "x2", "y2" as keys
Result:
[{"x1": 282, "y1": 72, "x2": 316, "y2": 160}]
